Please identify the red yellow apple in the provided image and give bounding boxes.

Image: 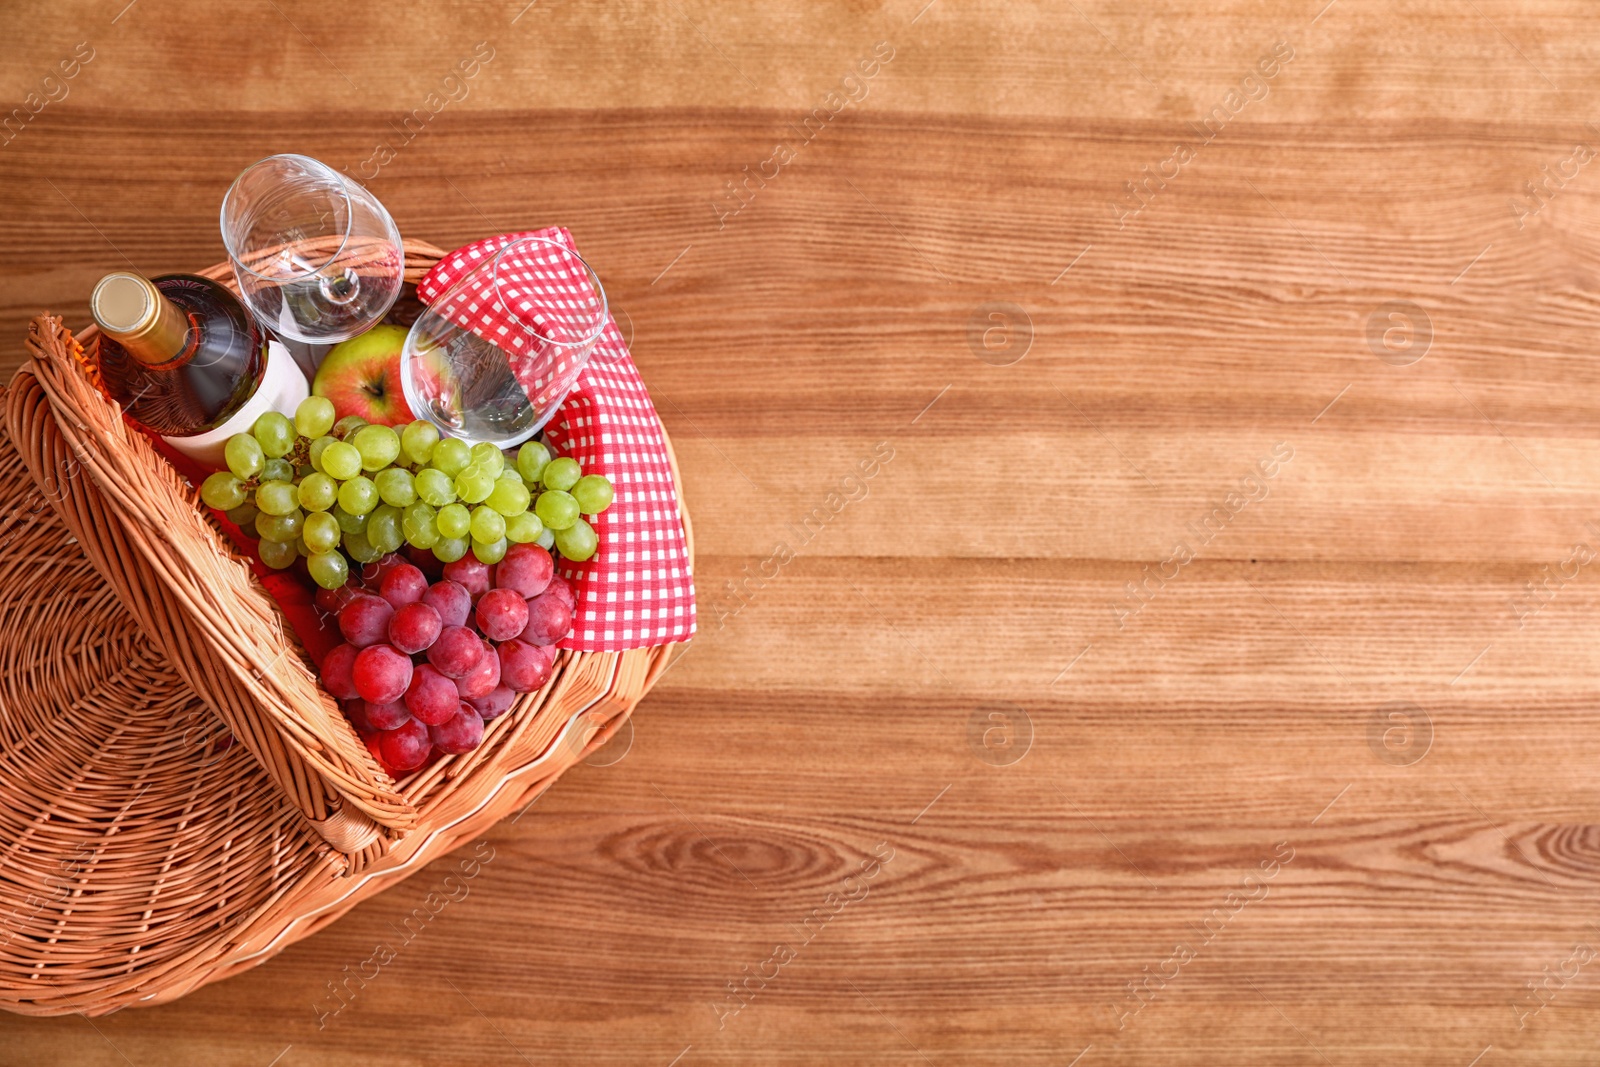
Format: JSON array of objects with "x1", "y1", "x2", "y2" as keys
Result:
[{"x1": 312, "y1": 324, "x2": 416, "y2": 426}]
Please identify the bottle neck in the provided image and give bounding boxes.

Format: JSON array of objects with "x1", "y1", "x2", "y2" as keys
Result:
[{"x1": 92, "y1": 274, "x2": 193, "y2": 365}]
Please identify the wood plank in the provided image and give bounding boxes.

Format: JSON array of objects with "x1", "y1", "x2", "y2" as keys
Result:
[{"x1": 7, "y1": 0, "x2": 1600, "y2": 1063}]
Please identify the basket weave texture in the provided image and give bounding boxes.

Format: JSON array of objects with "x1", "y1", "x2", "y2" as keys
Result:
[{"x1": 0, "y1": 240, "x2": 688, "y2": 1016}]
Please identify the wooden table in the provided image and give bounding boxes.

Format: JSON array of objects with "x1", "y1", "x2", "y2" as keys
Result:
[{"x1": 4, "y1": 1, "x2": 1600, "y2": 1063}]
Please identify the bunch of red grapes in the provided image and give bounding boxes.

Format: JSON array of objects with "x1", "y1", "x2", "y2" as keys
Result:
[{"x1": 317, "y1": 542, "x2": 573, "y2": 774}]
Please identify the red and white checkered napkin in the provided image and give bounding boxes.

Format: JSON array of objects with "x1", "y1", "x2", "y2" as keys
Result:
[{"x1": 419, "y1": 229, "x2": 696, "y2": 652}]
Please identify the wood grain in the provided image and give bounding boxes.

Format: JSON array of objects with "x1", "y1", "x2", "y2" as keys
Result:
[{"x1": 6, "y1": 0, "x2": 1600, "y2": 1063}]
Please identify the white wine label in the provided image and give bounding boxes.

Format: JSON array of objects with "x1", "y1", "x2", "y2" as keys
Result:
[{"x1": 162, "y1": 340, "x2": 310, "y2": 469}]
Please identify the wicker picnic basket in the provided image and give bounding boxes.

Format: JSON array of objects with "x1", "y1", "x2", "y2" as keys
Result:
[{"x1": 0, "y1": 240, "x2": 690, "y2": 1017}]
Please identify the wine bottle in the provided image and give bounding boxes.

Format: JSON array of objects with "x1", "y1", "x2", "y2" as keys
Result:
[{"x1": 90, "y1": 271, "x2": 307, "y2": 467}]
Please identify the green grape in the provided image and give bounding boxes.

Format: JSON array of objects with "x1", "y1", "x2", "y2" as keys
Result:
[
  {"x1": 436, "y1": 503, "x2": 471, "y2": 539},
  {"x1": 308, "y1": 550, "x2": 349, "y2": 590},
  {"x1": 330, "y1": 503, "x2": 367, "y2": 535},
  {"x1": 321, "y1": 441, "x2": 362, "y2": 480},
  {"x1": 454, "y1": 464, "x2": 494, "y2": 504},
  {"x1": 375, "y1": 467, "x2": 417, "y2": 507},
  {"x1": 542, "y1": 456, "x2": 581, "y2": 492},
  {"x1": 516, "y1": 441, "x2": 551, "y2": 484},
  {"x1": 256, "y1": 480, "x2": 299, "y2": 516},
  {"x1": 352, "y1": 424, "x2": 402, "y2": 471},
  {"x1": 338, "y1": 476, "x2": 379, "y2": 516},
  {"x1": 296, "y1": 464, "x2": 315, "y2": 480},
  {"x1": 303, "y1": 511, "x2": 341, "y2": 553},
  {"x1": 432, "y1": 535, "x2": 469, "y2": 563},
  {"x1": 332, "y1": 415, "x2": 368, "y2": 440},
  {"x1": 258, "y1": 538, "x2": 298, "y2": 569},
  {"x1": 367, "y1": 504, "x2": 404, "y2": 554},
  {"x1": 504, "y1": 510, "x2": 543, "y2": 543},
  {"x1": 308, "y1": 435, "x2": 335, "y2": 473},
  {"x1": 238, "y1": 516, "x2": 259, "y2": 539},
  {"x1": 471, "y1": 536, "x2": 507, "y2": 565},
  {"x1": 403, "y1": 502, "x2": 440, "y2": 548},
  {"x1": 262, "y1": 457, "x2": 295, "y2": 484},
  {"x1": 470, "y1": 506, "x2": 506, "y2": 543},
  {"x1": 535, "y1": 527, "x2": 555, "y2": 550},
  {"x1": 225, "y1": 502, "x2": 259, "y2": 528},
  {"x1": 252, "y1": 411, "x2": 295, "y2": 458},
  {"x1": 297, "y1": 472, "x2": 338, "y2": 512},
  {"x1": 200, "y1": 471, "x2": 246, "y2": 510},
  {"x1": 415, "y1": 468, "x2": 456, "y2": 507},
  {"x1": 471, "y1": 442, "x2": 505, "y2": 477},
  {"x1": 343, "y1": 529, "x2": 383, "y2": 564},
  {"x1": 431, "y1": 437, "x2": 472, "y2": 477},
  {"x1": 534, "y1": 489, "x2": 579, "y2": 530},
  {"x1": 571, "y1": 474, "x2": 614, "y2": 515},
  {"x1": 256, "y1": 508, "x2": 305, "y2": 543},
  {"x1": 486, "y1": 473, "x2": 531, "y2": 517},
  {"x1": 295, "y1": 396, "x2": 336, "y2": 439},
  {"x1": 225, "y1": 434, "x2": 265, "y2": 480},
  {"x1": 296, "y1": 536, "x2": 312, "y2": 558},
  {"x1": 401, "y1": 420, "x2": 440, "y2": 465},
  {"x1": 553, "y1": 517, "x2": 598, "y2": 562}
]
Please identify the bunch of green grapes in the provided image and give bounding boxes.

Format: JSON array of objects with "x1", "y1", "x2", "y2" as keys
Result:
[{"x1": 197, "y1": 396, "x2": 614, "y2": 590}]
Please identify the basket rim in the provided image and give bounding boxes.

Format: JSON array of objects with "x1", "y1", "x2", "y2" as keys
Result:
[{"x1": 13, "y1": 234, "x2": 694, "y2": 863}]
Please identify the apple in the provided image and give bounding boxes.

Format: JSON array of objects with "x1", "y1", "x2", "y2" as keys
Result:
[{"x1": 312, "y1": 323, "x2": 416, "y2": 426}]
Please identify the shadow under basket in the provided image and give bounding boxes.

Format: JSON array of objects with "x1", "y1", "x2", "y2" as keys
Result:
[{"x1": 0, "y1": 240, "x2": 690, "y2": 1017}]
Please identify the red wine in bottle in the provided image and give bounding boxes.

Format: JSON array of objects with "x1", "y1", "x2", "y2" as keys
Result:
[{"x1": 90, "y1": 272, "x2": 265, "y2": 436}]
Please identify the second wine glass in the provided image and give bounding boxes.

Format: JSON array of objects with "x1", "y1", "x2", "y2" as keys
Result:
[
  {"x1": 400, "y1": 235, "x2": 609, "y2": 449},
  {"x1": 220, "y1": 153, "x2": 404, "y2": 345}
]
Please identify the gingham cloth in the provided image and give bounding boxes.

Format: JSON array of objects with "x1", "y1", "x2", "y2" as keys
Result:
[{"x1": 418, "y1": 229, "x2": 696, "y2": 652}]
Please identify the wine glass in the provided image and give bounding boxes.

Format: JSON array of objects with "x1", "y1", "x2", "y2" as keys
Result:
[
  {"x1": 400, "y1": 235, "x2": 609, "y2": 449},
  {"x1": 220, "y1": 153, "x2": 404, "y2": 344}
]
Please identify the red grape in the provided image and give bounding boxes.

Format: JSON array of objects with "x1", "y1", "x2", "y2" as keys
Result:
[
  {"x1": 340, "y1": 697, "x2": 371, "y2": 732},
  {"x1": 362, "y1": 730, "x2": 386, "y2": 768},
  {"x1": 495, "y1": 544, "x2": 553, "y2": 598},
  {"x1": 519, "y1": 590, "x2": 572, "y2": 646},
  {"x1": 456, "y1": 637, "x2": 501, "y2": 699},
  {"x1": 379, "y1": 717, "x2": 431, "y2": 771},
  {"x1": 353, "y1": 643, "x2": 413, "y2": 704},
  {"x1": 364, "y1": 699, "x2": 412, "y2": 731},
  {"x1": 357, "y1": 554, "x2": 403, "y2": 593},
  {"x1": 466, "y1": 684, "x2": 516, "y2": 721},
  {"x1": 388, "y1": 601, "x2": 442, "y2": 654},
  {"x1": 339, "y1": 593, "x2": 395, "y2": 648},
  {"x1": 379, "y1": 563, "x2": 429, "y2": 609},
  {"x1": 405, "y1": 663, "x2": 462, "y2": 725},
  {"x1": 321, "y1": 643, "x2": 361, "y2": 700},
  {"x1": 316, "y1": 583, "x2": 362, "y2": 615},
  {"x1": 427, "y1": 625, "x2": 483, "y2": 679},
  {"x1": 443, "y1": 556, "x2": 492, "y2": 598},
  {"x1": 429, "y1": 705, "x2": 485, "y2": 755},
  {"x1": 405, "y1": 544, "x2": 445, "y2": 581},
  {"x1": 422, "y1": 580, "x2": 472, "y2": 629},
  {"x1": 498, "y1": 639, "x2": 553, "y2": 692},
  {"x1": 544, "y1": 574, "x2": 575, "y2": 613},
  {"x1": 475, "y1": 588, "x2": 529, "y2": 642}
]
